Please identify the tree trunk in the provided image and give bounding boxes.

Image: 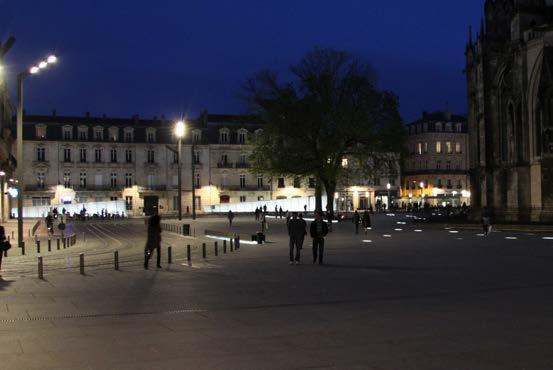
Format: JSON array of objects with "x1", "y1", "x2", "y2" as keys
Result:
[
  {"x1": 323, "y1": 179, "x2": 336, "y2": 215},
  {"x1": 315, "y1": 178, "x2": 323, "y2": 212}
]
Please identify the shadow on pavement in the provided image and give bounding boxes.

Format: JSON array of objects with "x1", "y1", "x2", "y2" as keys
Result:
[
  {"x1": 0, "y1": 276, "x2": 14, "y2": 291},
  {"x1": 322, "y1": 263, "x2": 432, "y2": 272}
]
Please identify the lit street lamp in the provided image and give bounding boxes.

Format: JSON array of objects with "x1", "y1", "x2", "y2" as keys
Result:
[
  {"x1": 16, "y1": 54, "x2": 57, "y2": 248},
  {"x1": 386, "y1": 183, "x2": 391, "y2": 210},
  {"x1": 174, "y1": 121, "x2": 185, "y2": 220},
  {"x1": 419, "y1": 181, "x2": 424, "y2": 201}
]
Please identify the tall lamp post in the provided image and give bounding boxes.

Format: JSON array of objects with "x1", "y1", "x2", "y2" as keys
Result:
[
  {"x1": 419, "y1": 181, "x2": 425, "y2": 203},
  {"x1": 191, "y1": 137, "x2": 196, "y2": 220},
  {"x1": 386, "y1": 183, "x2": 391, "y2": 210},
  {"x1": 174, "y1": 121, "x2": 185, "y2": 220},
  {"x1": 16, "y1": 54, "x2": 57, "y2": 248},
  {"x1": 0, "y1": 171, "x2": 5, "y2": 223}
]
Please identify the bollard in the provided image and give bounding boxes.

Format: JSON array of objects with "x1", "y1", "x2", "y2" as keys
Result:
[
  {"x1": 214, "y1": 241, "x2": 218, "y2": 256},
  {"x1": 79, "y1": 253, "x2": 85, "y2": 275},
  {"x1": 36, "y1": 240, "x2": 41, "y2": 254},
  {"x1": 223, "y1": 240, "x2": 227, "y2": 254},
  {"x1": 168, "y1": 246, "x2": 172, "y2": 264},
  {"x1": 114, "y1": 250, "x2": 119, "y2": 270},
  {"x1": 11, "y1": 231, "x2": 14, "y2": 239},
  {"x1": 63, "y1": 238, "x2": 66, "y2": 249},
  {"x1": 38, "y1": 256, "x2": 43, "y2": 280},
  {"x1": 21, "y1": 241, "x2": 25, "y2": 256},
  {"x1": 187, "y1": 244, "x2": 191, "y2": 262},
  {"x1": 57, "y1": 238, "x2": 60, "y2": 250},
  {"x1": 235, "y1": 236, "x2": 240, "y2": 250},
  {"x1": 230, "y1": 238, "x2": 234, "y2": 252},
  {"x1": 202, "y1": 243, "x2": 206, "y2": 259},
  {"x1": 48, "y1": 238, "x2": 51, "y2": 252}
]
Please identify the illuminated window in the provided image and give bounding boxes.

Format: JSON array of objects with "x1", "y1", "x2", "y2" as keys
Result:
[
  {"x1": 35, "y1": 125, "x2": 47, "y2": 139},
  {"x1": 436, "y1": 142, "x2": 442, "y2": 153},
  {"x1": 446, "y1": 142, "x2": 452, "y2": 154},
  {"x1": 455, "y1": 142, "x2": 462, "y2": 153}
]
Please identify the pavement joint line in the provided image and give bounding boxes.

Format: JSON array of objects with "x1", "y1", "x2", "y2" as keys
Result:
[{"x1": 6, "y1": 281, "x2": 553, "y2": 324}]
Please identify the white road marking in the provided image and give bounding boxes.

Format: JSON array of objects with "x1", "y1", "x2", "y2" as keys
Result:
[
  {"x1": 396, "y1": 221, "x2": 406, "y2": 225},
  {"x1": 543, "y1": 237, "x2": 553, "y2": 240},
  {"x1": 414, "y1": 230, "x2": 423, "y2": 233},
  {"x1": 476, "y1": 233, "x2": 485, "y2": 237},
  {"x1": 505, "y1": 237, "x2": 518, "y2": 240},
  {"x1": 383, "y1": 234, "x2": 392, "y2": 238},
  {"x1": 362, "y1": 240, "x2": 372, "y2": 243},
  {"x1": 394, "y1": 228, "x2": 403, "y2": 231},
  {"x1": 449, "y1": 231, "x2": 459, "y2": 234}
]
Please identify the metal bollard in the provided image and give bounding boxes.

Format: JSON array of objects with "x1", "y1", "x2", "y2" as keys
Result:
[
  {"x1": 57, "y1": 238, "x2": 60, "y2": 250},
  {"x1": 235, "y1": 236, "x2": 240, "y2": 250},
  {"x1": 36, "y1": 240, "x2": 41, "y2": 254},
  {"x1": 38, "y1": 256, "x2": 43, "y2": 280},
  {"x1": 214, "y1": 241, "x2": 218, "y2": 256},
  {"x1": 114, "y1": 250, "x2": 119, "y2": 270},
  {"x1": 168, "y1": 246, "x2": 172, "y2": 264},
  {"x1": 48, "y1": 238, "x2": 51, "y2": 252},
  {"x1": 21, "y1": 241, "x2": 25, "y2": 255},
  {"x1": 11, "y1": 231, "x2": 14, "y2": 239},
  {"x1": 202, "y1": 243, "x2": 206, "y2": 259},
  {"x1": 79, "y1": 253, "x2": 85, "y2": 275},
  {"x1": 187, "y1": 244, "x2": 191, "y2": 262},
  {"x1": 63, "y1": 238, "x2": 66, "y2": 249},
  {"x1": 230, "y1": 238, "x2": 234, "y2": 252},
  {"x1": 223, "y1": 240, "x2": 227, "y2": 254}
]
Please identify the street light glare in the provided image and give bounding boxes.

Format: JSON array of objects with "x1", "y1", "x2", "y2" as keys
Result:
[
  {"x1": 30, "y1": 66, "x2": 39, "y2": 74},
  {"x1": 175, "y1": 120, "x2": 185, "y2": 138},
  {"x1": 47, "y1": 55, "x2": 57, "y2": 64},
  {"x1": 39, "y1": 61, "x2": 48, "y2": 69}
]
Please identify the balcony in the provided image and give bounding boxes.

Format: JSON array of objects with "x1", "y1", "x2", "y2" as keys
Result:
[
  {"x1": 217, "y1": 162, "x2": 234, "y2": 168},
  {"x1": 141, "y1": 185, "x2": 167, "y2": 191},
  {"x1": 75, "y1": 185, "x2": 124, "y2": 191},
  {"x1": 220, "y1": 185, "x2": 270, "y2": 191},
  {"x1": 234, "y1": 162, "x2": 251, "y2": 169}
]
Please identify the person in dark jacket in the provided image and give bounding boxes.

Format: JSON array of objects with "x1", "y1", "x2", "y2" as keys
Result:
[
  {"x1": 0, "y1": 225, "x2": 5, "y2": 273},
  {"x1": 362, "y1": 210, "x2": 371, "y2": 234},
  {"x1": 144, "y1": 214, "x2": 162, "y2": 269},
  {"x1": 352, "y1": 210, "x2": 360, "y2": 234},
  {"x1": 310, "y1": 211, "x2": 329, "y2": 265},
  {"x1": 287, "y1": 212, "x2": 307, "y2": 264},
  {"x1": 228, "y1": 210, "x2": 234, "y2": 227}
]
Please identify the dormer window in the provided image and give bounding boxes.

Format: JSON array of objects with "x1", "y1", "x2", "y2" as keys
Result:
[
  {"x1": 237, "y1": 129, "x2": 247, "y2": 144},
  {"x1": 108, "y1": 127, "x2": 119, "y2": 142},
  {"x1": 445, "y1": 123, "x2": 452, "y2": 132},
  {"x1": 35, "y1": 124, "x2": 47, "y2": 139},
  {"x1": 146, "y1": 128, "x2": 156, "y2": 143},
  {"x1": 124, "y1": 127, "x2": 134, "y2": 142},
  {"x1": 435, "y1": 122, "x2": 443, "y2": 132},
  {"x1": 62, "y1": 126, "x2": 73, "y2": 140},
  {"x1": 78, "y1": 126, "x2": 88, "y2": 141},
  {"x1": 94, "y1": 127, "x2": 103, "y2": 141},
  {"x1": 192, "y1": 129, "x2": 201, "y2": 144},
  {"x1": 219, "y1": 129, "x2": 229, "y2": 144}
]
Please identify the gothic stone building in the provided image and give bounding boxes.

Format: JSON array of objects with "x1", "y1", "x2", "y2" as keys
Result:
[{"x1": 466, "y1": 0, "x2": 553, "y2": 222}]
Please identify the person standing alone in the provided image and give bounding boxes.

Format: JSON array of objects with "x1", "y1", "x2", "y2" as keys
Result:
[
  {"x1": 144, "y1": 214, "x2": 162, "y2": 269},
  {"x1": 287, "y1": 212, "x2": 307, "y2": 265},
  {"x1": 310, "y1": 211, "x2": 328, "y2": 265},
  {"x1": 352, "y1": 210, "x2": 360, "y2": 234},
  {"x1": 228, "y1": 210, "x2": 234, "y2": 227}
]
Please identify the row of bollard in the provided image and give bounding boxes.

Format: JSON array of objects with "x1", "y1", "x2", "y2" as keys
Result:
[
  {"x1": 34, "y1": 234, "x2": 77, "y2": 255},
  {"x1": 37, "y1": 235, "x2": 241, "y2": 280}
]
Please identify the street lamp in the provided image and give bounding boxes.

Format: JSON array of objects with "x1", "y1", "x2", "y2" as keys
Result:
[
  {"x1": 16, "y1": 53, "x2": 58, "y2": 248},
  {"x1": 174, "y1": 120, "x2": 185, "y2": 220},
  {"x1": 0, "y1": 170, "x2": 5, "y2": 223},
  {"x1": 386, "y1": 183, "x2": 391, "y2": 210},
  {"x1": 419, "y1": 181, "x2": 424, "y2": 200}
]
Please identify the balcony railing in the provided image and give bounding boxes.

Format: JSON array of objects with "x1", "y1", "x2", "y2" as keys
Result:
[
  {"x1": 234, "y1": 162, "x2": 251, "y2": 168},
  {"x1": 220, "y1": 185, "x2": 270, "y2": 191},
  {"x1": 217, "y1": 162, "x2": 234, "y2": 168}
]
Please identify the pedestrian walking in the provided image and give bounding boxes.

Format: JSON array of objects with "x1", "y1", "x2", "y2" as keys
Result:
[
  {"x1": 482, "y1": 207, "x2": 492, "y2": 236},
  {"x1": 310, "y1": 211, "x2": 329, "y2": 265},
  {"x1": 362, "y1": 210, "x2": 371, "y2": 234},
  {"x1": 263, "y1": 204, "x2": 267, "y2": 213},
  {"x1": 0, "y1": 225, "x2": 8, "y2": 274},
  {"x1": 304, "y1": 204, "x2": 307, "y2": 212},
  {"x1": 279, "y1": 206, "x2": 283, "y2": 219},
  {"x1": 228, "y1": 210, "x2": 234, "y2": 227},
  {"x1": 288, "y1": 212, "x2": 307, "y2": 265},
  {"x1": 255, "y1": 207, "x2": 260, "y2": 221},
  {"x1": 352, "y1": 210, "x2": 360, "y2": 234},
  {"x1": 144, "y1": 214, "x2": 162, "y2": 269},
  {"x1": 261, "y1": 211, "x2": 268, "y2": 232}
]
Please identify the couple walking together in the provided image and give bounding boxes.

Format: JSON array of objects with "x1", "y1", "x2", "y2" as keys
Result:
[{"x1": 288, "y1": 211, "x2": 328, "y2": 265}]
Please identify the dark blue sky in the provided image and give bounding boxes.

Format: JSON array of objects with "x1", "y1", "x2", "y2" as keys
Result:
[{"x1": 1, "y1": 0, "x2": 482, "y2": 123}]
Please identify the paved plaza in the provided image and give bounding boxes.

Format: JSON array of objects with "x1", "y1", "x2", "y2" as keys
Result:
[{"x1": 1, "y1": 214, "x2": 553, "y2": 369}]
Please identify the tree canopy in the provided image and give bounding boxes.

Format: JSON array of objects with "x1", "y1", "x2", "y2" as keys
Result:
[{"x1": 245, "y1": 48, "x2": 405, "y2": 212}]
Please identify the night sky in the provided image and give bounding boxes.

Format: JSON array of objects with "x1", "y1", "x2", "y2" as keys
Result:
[{"x1": 1, "y1": 1, "x2": 482, "y2": 123}]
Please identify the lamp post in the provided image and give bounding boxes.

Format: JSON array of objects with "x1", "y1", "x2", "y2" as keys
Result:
[
  {"x1": 0, "y1": 171, "x2": 5, "y2": 223},
  {"x1": 191, "y1": 139, "x2": 196, "y2": 220},
  {"x1": 419, "y1": 181, "x2": 424, "y2": 203},
  {"x1": 174, "y1": 121, "x2": 185, "y2": 220},
  {"x1": 386, "y1": 183, "x2": 391, "y2": 210},
  {"x1": 16, "y1": 54, "x2": 57, "y2": 248}
]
